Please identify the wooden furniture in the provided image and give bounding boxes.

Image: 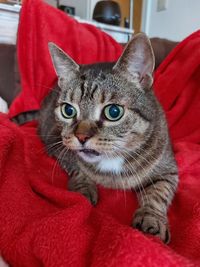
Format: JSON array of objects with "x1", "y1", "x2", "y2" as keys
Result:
[{"x1": 46, "y1": 0, "x2": 134, "y2": 42}]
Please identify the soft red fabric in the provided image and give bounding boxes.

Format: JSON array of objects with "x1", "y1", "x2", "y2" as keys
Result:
[{"x1": 0, "y1": 0, "x2": 200, "y2": 266}]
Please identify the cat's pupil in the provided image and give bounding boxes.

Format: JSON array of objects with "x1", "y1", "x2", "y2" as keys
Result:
[
  {"x1": 65, "y1": 104, "x2": 74, "y2": 116},
  {"x1": 109, "y1": 105, "x2": 120, "y2": 118},
  {"x1": 104, "y1": 104, "x2": 124, "y2": 121}
]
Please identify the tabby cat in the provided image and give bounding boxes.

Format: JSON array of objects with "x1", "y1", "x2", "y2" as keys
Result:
[{"x1": 38, "y1": 33, "x2": 178, "y2": 243}]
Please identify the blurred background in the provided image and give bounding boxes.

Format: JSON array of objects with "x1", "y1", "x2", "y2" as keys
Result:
[{"x1": 1, "y1": 0, "x2": 200, "y2": 43}]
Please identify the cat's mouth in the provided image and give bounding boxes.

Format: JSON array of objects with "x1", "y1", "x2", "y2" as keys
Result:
[
  {"x1": 77, "y1": 149, "x2": 101, "y2": 163},
  {"x1": 79, "y1": 149, "x2": 100, "y2": 157}
]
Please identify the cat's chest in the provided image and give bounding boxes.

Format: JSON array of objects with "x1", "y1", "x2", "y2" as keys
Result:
[{"x1": 96, "y1": 156, "x2": 124, "y2": 174}]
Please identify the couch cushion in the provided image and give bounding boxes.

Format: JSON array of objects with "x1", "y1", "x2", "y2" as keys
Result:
[{"x1": 0, "y1": 44, "x2": 20, "y2": 106}]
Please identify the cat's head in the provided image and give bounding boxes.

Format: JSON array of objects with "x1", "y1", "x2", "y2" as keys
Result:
[{"x1": 48, "y1": 33, "x2": 156, "y2": 166}]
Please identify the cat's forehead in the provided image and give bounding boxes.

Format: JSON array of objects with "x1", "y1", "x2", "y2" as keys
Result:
[
  {"x1": 80, "y1": 62, "x2": 115, "y2": 78},
  {"x1": 59, "y1": 62, "x2": 141, "y2": 107}
]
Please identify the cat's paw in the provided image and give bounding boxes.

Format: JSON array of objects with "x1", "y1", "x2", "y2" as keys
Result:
[
  {"x1": 80, "y1": 185, "x2": 98, "y2": 205},
  {"x1": 68, "y1": 180, "x2": 98, "y2": 205},
  {"x1": 132, "y1": 207, "x2": 170, "y2": 243}
]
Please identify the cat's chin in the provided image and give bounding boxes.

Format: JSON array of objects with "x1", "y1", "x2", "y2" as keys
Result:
[{"x1": 77, "y1": 150, "x2": 102, "y2": 163}]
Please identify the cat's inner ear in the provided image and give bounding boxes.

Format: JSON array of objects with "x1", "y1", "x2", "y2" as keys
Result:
[
  {"x1": 113, "y1": 33, "x2": 155, "y2": 89},
  {"x1": 48, "y1": 42, "x2": 80, "y2": 79}
]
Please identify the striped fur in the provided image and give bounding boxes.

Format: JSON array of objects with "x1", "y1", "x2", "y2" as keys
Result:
[
  {"x1": 11, "y1": 110, "x2": 39, "y2": 125},
  {"x1": 38, "y1": 33, "x2": 178, "y2": 243}
]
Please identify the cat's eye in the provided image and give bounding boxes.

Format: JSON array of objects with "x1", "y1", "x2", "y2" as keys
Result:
[
  {"x1": 61, "y1": 103, "x2": 77, "y2": 119},
  {"x1": 104, "y1": 104, "x2": 124, "y2": 121}
]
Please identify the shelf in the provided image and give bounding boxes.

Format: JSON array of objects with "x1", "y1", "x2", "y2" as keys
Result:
[{"x1": 0, "y1": 3, "x2": 133, "y2": 44}]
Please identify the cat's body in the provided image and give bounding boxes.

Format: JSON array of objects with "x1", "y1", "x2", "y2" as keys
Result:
[
  {"x1": 39, "y1": 62, "x2": 175, "y2": 190},
  {"x1": 38, "y1": 33, "x2": 178, "y2": 243}
]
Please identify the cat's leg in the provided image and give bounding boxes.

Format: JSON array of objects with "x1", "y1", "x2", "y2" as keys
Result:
[
  {"x1": 132, "y1": 174, "x2": 178, "y2": 243},
  {"x1": 68, "y1": 170, "x2": 98, "y2": 205}
]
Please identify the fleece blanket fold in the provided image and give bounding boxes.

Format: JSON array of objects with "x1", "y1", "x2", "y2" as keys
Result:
[{"x1": 0, "y1": 0, "x2": 200, "y2": 266}]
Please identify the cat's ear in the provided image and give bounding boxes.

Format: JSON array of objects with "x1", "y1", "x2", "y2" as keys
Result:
[
  {"x1": 113, "y1": 33, "x2": 155, "y2": 89},
  {"x1": 48, "y1": 42, "x2": 80, "y2": 79}
]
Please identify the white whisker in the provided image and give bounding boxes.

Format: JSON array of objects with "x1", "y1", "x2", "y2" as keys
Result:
[
  {"x1": 51, "y1": 146, "x2": 67, "y2": 185},
  {"x1": 112, "y1": 144, "x2": 150, "y2": 206}
]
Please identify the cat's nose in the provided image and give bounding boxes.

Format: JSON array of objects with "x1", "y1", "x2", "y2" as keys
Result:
[
  {"x1": 75, "y1": 133, "x2": 91, "y2": 145},
  {"x1": 75, "y1": 120, "x2": 97, "y2": 145}
]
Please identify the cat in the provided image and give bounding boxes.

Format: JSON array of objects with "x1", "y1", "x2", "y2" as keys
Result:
[{"x1": 38, "y1": 33, "x2": 178, "y2": 243}]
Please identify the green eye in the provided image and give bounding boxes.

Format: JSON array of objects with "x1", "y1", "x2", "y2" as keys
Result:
[
  {"x1": 104, "y1": 104, "x2": 124, "y2": 121},
  {"x1": 61, "y1": 103, "x2": 77, "y2": 119}
]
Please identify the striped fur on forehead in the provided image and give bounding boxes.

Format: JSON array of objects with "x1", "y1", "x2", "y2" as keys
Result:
[{"x1": 58, "y1": 62, "x2": 146, "y2": 105}]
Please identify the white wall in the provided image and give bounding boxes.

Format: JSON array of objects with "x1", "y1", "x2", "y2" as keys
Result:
[
  {"x1": 45, "y1": 0, "x2": 56, "y2": 7},
  {"x1": 142, "y1": 0, "x2": 200, "y2": 41},
  {"x1": 90, "y1": 0, "x2": 99, "y2": 19}
]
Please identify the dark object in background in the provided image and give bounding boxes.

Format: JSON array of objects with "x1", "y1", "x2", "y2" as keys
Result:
[
  {"x1": 93, "y1": 0, "x2": 121, "y2": 26},
  {"x1": 58, "y1": 5, "x2": 75, "y2": 16},
  {"x1": 124, "y1": 17, "x2": 130, "y2": 28},
  {"x1": 0, "y1": 44, "x2": 20, "y2": 106}
]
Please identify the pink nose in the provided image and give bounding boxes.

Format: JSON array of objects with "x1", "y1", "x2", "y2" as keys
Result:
[{"x1": 75, "y1": 133, "x2": 91, "y2": 144}]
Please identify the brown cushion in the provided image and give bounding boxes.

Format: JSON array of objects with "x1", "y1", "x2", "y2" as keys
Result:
[
  {"x1": 150, "y1": 38, "x2": 179, "y2": 69},
  {"x1": 0, "y1": 44, "x2": 21, "y2": 106}
]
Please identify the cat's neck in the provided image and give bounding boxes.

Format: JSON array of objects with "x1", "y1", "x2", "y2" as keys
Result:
[
  {"x1": 78, "y1": 153, "x2": 124, "y2": 175},
  {"x1": 96, "y1": 156, "x2": 124, "y2": 174}
]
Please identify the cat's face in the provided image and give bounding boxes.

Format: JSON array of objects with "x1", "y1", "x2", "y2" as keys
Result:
[{"x1": 49, "y1": 33, "x2": 155, "y2": 165}]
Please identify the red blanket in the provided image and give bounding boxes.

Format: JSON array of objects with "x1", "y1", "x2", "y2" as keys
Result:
[{"x1": 1, "y1": 0, "x2": 200, "y2": 266}]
